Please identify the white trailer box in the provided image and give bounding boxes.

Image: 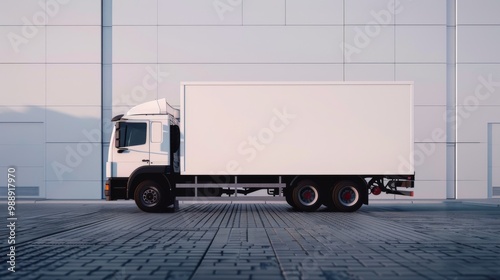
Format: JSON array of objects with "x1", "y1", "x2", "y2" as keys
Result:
[{"x1": 180, "y1": 82, "x2": 413, "y2": 176}]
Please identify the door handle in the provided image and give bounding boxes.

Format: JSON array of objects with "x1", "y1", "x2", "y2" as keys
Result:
[{"x1": 142, "y1": 159, "x2": 149, "y2": 163}]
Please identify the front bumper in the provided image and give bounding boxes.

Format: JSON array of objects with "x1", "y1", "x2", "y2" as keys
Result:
[{"x1": 105, "y1": 178, "x2": 128, "y2": 200}]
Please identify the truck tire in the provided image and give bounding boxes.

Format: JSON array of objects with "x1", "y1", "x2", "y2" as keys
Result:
[
  {"x1": 134, "y1": 180, "x2": 169, "y2": 213},
  {"x1": 292, "y1": 180, "x2": 322, "y2": 212},
  {"x1": 331, "y1": 180, "x2": 362, "y2": 212}
]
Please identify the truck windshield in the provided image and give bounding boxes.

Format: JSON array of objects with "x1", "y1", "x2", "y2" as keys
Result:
[{"x1": 118, "y1": 122, "x2": 147, "y2": 147}]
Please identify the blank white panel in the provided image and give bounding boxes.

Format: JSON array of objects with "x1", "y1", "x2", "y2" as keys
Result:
[
  {"x1": 47, "y1": 64, "x2": 101, "y2": 106},
  {"x1": 113, "y1": 26, "x2": 157, "y2": 63},
  {"x1": 0, "y1": 0, "x2": 46, "y2": 25},
  {"x1": 46, "y1": 106, "x2": 102, "y2": 143},
  {"x1": 113, "y1": 0, "x2": 157, "y2": 25},
  {"x1": 344, "y1": 25, "x2": 394, "y2": 63},
  {"x1": 46, "y1": 181, "x2": 101, "y2": 199},
  {"x1": 396, "y1": 64, "x2": 447, "y2": 106},
  {"x1": 0, "y1": 123, "x2": 43, "y2": 145},
  {"x1": 0, "y1": 107, "x2": 45, "y2": 122},
  {"x1": 413, "y1": 143, "x2": 447, "y2": 181},
  {"x1": 111, "y1": 64, "x2": 158, "y2": 107},
  {"x1": 457, "y1": 143, "x2": 487, "y2": 181},
  {"x1": 396, "y1": 180, "x2": 446, "y2": 199},
  {"x1": 456, "y1": 106, "x2": 500, "y2": 143},
  {"x1": 345, "y1": 0, "x2": 395, "y2": 25},
  {"x1": 47, "y1": 0, "x2": 101, "y2": 25},
  {"x1": 0, "y1": 26, "x2": 45, "y2": 63},
  {"x1": 457, "y1": 64, "x2": 500, "y2": 106},
  {"x1": 457, "y1": 26, "x2": 500, "y2": 63},
  {"x1": 46, "y1": 26, "x2": 101, "y2": 63},
  {"x1": 158, "y1": 26, "x2": 343, "y2": 63},
  {"x1": 457, "y1": 180, "x2": 487, "y2": 199},
  {"x1": 0, "y1": 64, "x2": 45, "y2": 106},
  {"x1": 286, "y1": 0, "x2": 343, "y2": 25},
  {"x1": 344, "y1": 64, "x2": 394, "y2": 81},
  {"x1": 159, "y1": 0, "x2": 241, "y2": 25},
  {"x1": 157, "y1": 64, "x2": 343, "y2": 106},
  {"x1": 243, "y1": 0, "x2": 285, "y2": 25},
  {"x1": 414, "y1": 106, "x2": 447, "y2": 142},
  {"x1": 181, "y1": 83, "x2": 413, "y2": 175},
  {"x1": 458, "y1": 0, "x2": 500, "y2": 24},
  {"x1": 396, "y1": 26, "x2": 446, "y2": 63},
  {"x1": 46, "y1": 143, "x2": 101, "y2": 181},
  {"x1": 396, "y1": 0, "x2": 446, "y2": 24}
]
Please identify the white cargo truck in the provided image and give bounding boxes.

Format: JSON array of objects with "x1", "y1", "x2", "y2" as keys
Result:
[{"x1": 106, "y1": 82, "x2": 415, "y2": 212}]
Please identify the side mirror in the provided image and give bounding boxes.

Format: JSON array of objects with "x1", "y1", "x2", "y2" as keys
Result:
[{"x1": 114, "y1": 122, "x2": 121, "y2": 148}]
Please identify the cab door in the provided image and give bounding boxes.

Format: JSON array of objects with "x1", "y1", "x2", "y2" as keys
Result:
[
  {"x1": 111, "y1": 121, "x2": 150, "y2": 177},
  {"x1": 149, "y1": 121, "x2": 169, "y2": 166}
]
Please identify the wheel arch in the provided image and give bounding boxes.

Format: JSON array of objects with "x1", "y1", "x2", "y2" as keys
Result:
[
  {"x1": 127, "y1": 166, "x2": 171, "y2": 199},
  {"x1": 349, "y1": 176, "x2": 369, "y2": 205}
]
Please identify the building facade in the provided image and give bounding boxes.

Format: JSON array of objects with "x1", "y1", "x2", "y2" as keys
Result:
[{"x1": 0, "y1": 0, "x2": 499, "y2": 199}]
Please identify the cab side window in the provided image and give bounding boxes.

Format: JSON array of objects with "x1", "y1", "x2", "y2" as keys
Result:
[{"x1": 118, "y1": 122, "x2": 147, "y2": 147}]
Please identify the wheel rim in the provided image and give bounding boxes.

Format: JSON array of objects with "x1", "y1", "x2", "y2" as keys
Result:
[
  {"x1": 142, "y1": 186, "x2": 160, "y2": 207},
  {"x1": 338, "y1": 186, "x2": 359, "y2": 207},
  {"x1": 297, "y1": 185, "x2": 319, "y2": 206}
]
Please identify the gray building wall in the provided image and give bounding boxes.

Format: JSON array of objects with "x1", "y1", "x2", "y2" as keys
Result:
[
  {"x1": 0, "y1": 0, "x2": 102, "y2": 198},
  {"x1": 0, "y1": 0, "x2": 499, "y2": 199}
]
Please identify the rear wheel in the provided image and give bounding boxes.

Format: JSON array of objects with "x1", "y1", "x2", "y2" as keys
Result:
[
  {"x1": 291, "y1": 180, "x2": 322, "y2": 212},
  {"x1": 134, "y1": 180, "x2": 170, "y2": 213},
  {"x1": 331, "y1": 180, "x2": 363, "y2": 212}
]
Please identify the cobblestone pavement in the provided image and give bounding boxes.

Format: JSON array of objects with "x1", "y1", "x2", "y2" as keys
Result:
[{"x1": 1, "y1": 202, "x2": 500, "y2": 280}]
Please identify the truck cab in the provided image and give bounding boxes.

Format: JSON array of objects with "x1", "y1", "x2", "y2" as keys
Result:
[{"x1": 105, "y1": 99, "x2": 180, "y2": 211}]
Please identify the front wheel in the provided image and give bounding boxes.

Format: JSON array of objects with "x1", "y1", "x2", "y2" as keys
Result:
[
  {"x1": 331, "y1": 180, "x2": 363, "y2": 212},
  {"x1": 134, "y1": 180, "x2": 169, "y2": 213}
]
